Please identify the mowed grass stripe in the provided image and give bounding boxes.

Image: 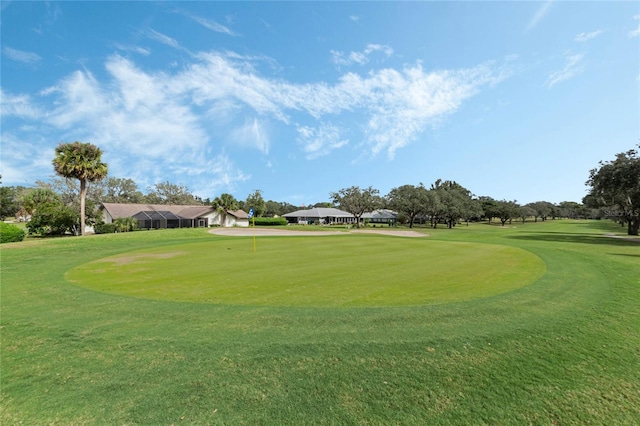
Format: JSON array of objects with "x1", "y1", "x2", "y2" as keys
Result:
[{"x1": 65, "y1": 236, "x2": 546, "y2": 306}]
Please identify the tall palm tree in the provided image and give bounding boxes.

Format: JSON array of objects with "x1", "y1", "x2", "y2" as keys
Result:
[
  {"x1": 212, "y1": 193, "x2": 238, "y2": 227},
  {"x1": 52, "y1": 142, "x2": 108, "y2": 235}
]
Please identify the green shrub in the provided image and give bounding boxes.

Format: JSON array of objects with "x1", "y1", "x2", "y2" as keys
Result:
[
  {"x1": 252, "y1": 217, "x2": 288, "y2": 226},
  {"x1": 94, "y1": 223, "x2": 118, "y2": 234},
  {"x1": 0, "y1": 222, "x2": 26, "y2": 243},
  {"x1": 114, "y1": 217, "x2": 138, "y2": 232},
  {"x1": 26, "y1": 203, "x2": 78, "y2": 236}
]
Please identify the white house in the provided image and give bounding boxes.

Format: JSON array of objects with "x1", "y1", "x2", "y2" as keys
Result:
[
  {"x1": 100, "y1": 203, "x2": 249, "y2": 229},
  {"x1": 282, "y1": 207, "x2": 356, "y2": 225}
]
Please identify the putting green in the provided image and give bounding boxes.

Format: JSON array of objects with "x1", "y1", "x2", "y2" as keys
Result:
[{"x1": 65, "y1": 235, "x2": 546, "y2": 307}]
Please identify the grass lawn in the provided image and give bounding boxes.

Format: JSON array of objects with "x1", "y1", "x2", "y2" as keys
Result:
[
  {"x1": 1, "y1": 220, "x2": 639, "y2": 424},
  {"x1": 66, "y1": 237, "x2": 545, "y2": 306}
]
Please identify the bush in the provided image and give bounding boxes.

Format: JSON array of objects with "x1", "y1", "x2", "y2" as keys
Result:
[
  {"x1": 94, "y1": 223, "x2": 118, "y2": 234},
  {"x1": 252, "y1": 217, "x2": 288, "y2": 226},
  {"x1": 26, "y1": 204, "x2": 78, "y2": 236},
  {"x1": 114, "y1": 217, "x2": 138, "y2": 232},
  {"x1": 0, "y1": 222, "x2": 26, "y2": 243}
]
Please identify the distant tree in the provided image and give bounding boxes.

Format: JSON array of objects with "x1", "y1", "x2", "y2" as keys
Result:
[
  {"x1": 102, "y1": 177, "x2": 145, "y2": 203},
  {"x1": 387, "y1": 184, "x2": 430, "y2": 228},
  {"x1": 479, "y1": 196, "x2": 499, "y2": 224},
  {"x1": 265, "y1": 200, "x2": 298, "y2": 217},
  {"x1": 558, "y1": 201, "x2": 586, "y2": 219},
  {"x1": 35, "y1": 177, "x2": 103, "y2": 228},
  {"x1": 52, "y1": 142, "x2": 108, "y2": 235},
  {"x1": 212, "y1": 193, "x2": 239, "y2": 227},
  {"x1": 584, "y1": 146, "x2": 640, "y2": 235},
  {"x1": 518, "y1": 205, "x2": 537, "y2": 224},
  {"x1": 21, "y1": 188, "x2": 78, "y2": 235},
  {"x1": 19, "y1": 188, "x2": 63, "y2": 216},
  {"x1": 430, "y1": 180, "x2": 475, "y2": 229},
  {"x1": 245, "y1": 189, "x2": 267, "y2": 217},
  {"x1": 423, "y1": 190, "x2": 442, "y2": 228},
  {"x1": 313, "y1": 202, "x2": 333, "y2": 208},
  {"x1": 146, "y1": 181, "x2": 198, "y2": 205},
  {"x1": 494, "y1": 200, "x2": 520, "y2": 226},
  {"x1": 462, "y1": 197, "x2": 484, "y2": 225},
  {"x1": 27, "y1": 203, "x2": 78, "y2": 236},
  {"x1": 526, "y1": 201, "x2": 555, "y2": 222},
  {"x1": 0, "y1": 184, "x2": 26, "y2": 220},
  {"x1": 330, "y1": 186, "x2": 381, "y2": 228}
]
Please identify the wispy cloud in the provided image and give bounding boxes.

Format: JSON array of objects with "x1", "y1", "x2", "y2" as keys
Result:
[
  {"x1": 0, "y1": 132, "x2": 53, "y2": 184},
  {"x1": 330, "y1": 44, "x2": 393, "y2": 67},
  {"x1": 546, "y1": 53, "x2": 584, "y2": 88},
  {"x1": 3, "y1": 46, "x2": 42, "y2": 64},
  {"x1": 297, "y1": 124, "x2": 348, "y2": 159},
  {"x1": 230, "y1": 118, "x2": 270, "y2": 154},
  {"x1": 5, "y1": 49, "x2": 508, "y2": 193},
  {"x1": 629, "y1": 15, "x2": 640, "y2": 38},
  {"x1": 575, "y1": 29, "x2": 604, "y2": 42},
  {"x1": 0, "y1": 89, "x2": 42, "y2": 119},
  {"x1": 180, "y1": 11, "x2": 237, "y2": 36},
  {"x1": 526, "y1": 0, "x2": 554, "y2": 32},
  {"x1": 114, "y1": 43, "x2": 151, "y2": 56},
  {"x1": 146, "y1": 29, "x2": 181, "y2": 49}
]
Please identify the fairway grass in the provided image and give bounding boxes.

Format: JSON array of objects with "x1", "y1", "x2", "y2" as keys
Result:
[
  {"x1": 1, "y1": 221, "x2": 639, "y2": 424},
  {"x1": 66, "y1": 236, "x2": 545, "y2": 306}
]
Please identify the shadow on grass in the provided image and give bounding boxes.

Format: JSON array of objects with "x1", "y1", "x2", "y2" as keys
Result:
[
  {"x1": 607, "y1": 253, "x2": 640, "y2": 258},
  {"x1": 507, "y1": 233, "x2": 640, "y2": 247}
]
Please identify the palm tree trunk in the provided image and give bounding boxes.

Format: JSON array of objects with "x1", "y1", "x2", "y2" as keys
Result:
[{"x1": 80, "y1": 179, "x2": 87, "y2": 236}]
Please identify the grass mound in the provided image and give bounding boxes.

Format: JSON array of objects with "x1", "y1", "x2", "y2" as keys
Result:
[{"x1": 65, "y1": 236, "x2": 545, "y2": 306}]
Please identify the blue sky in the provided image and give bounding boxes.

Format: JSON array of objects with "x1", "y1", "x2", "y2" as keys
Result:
[{"x1": 1, "y1": 1, "x2": 638, "y2": 206}]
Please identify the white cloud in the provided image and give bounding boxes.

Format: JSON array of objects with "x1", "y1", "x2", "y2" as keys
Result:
[
  {"x1": 629, "y1": 15, "x2": 640, "y2": 38},
  {"x1": 177, "y1": 52, "x2": 505, "y2": 158},
  {"x1": 3, "y1": 48, "x2": 507, "y2": 190},
  {"x1": 42, "y1": 69, "x2": 109, "y2": 129},
  {"x1": 188, "y1": 154, "x2": 251, "y2": 196},
  {"x1": 146, "y1": 29, "x2": 181, "y2": 49},
  {"x1": 0, "y1": 89, "x2": 42, "y2": 119},
  {"x1": 297, "y1": 124, "x2": 348, "y2": 159},
  {"x1": 526, "y1": 0, "x2": 554, "y2": 32},
  {"x1": 331, "y1": 44, "x2": 394, "y2": 67},
  {"x1": 114, "y1": 43, "x2": 151, "y2": 56},
  {"x1": 0, "y1": 131, "x2": 54, "y2": 184},
  {"x1": 230, "y1": 118, "x2": 270, "y2": 154},
  {"x1": 574, "y1": 29, "x2": 604, "y2": 42},
  {"x1": 184, "y1": 12, "x2": 236, "y2": 36},
  {"x1": 3, "y1": 46, "x2": 42, "y2": 65},
  {"x1": 546, "y1": 53, "x2": 584, "y2": 88}
]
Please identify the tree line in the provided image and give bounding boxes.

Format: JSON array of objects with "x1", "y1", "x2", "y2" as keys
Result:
[{"x1": 1, "y1": 142, "x2": 638, "y2": 236}]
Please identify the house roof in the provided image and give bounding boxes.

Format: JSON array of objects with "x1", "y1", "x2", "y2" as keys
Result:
[
  {"x1": 362, "y1": 209, "x2": 398, "y2": 220},
  {"x1": 227, "y1": 209, "x2": 249, "y2": 219},
  {"x1": 283, "y1": 207, "x2": 354, "y2": 218},
  {"x1": 102, "y1": 203, "x2": 223, "y2": 220}
]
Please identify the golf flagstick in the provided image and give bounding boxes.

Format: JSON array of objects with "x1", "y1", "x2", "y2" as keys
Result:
[{"x1": 248, "y1": 208, "x2": 256, "y2": 252}]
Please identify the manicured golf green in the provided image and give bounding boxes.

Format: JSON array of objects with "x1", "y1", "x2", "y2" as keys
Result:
[
  {"x1": 66, "y1": 237, "x2": 545, "y2": 306},
  {"x1": 1, "y1": 221, "x2": 638, "y2": 425}
]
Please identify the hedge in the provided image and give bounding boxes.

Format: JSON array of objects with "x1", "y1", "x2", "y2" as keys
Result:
[
  {"x1": 0, "y1": 222, "x2": 26, "y2": 243},
  {"x1": 251, "y1": 217, "x2": 288, "y2": 226},
  {"x1": 94, "y1": 223, "x2": 118, "y2": 234}
]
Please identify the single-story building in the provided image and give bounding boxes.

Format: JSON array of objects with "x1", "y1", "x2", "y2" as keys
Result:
[
  {"x1": 100, "y1": 203, "x2": 249, "y2": 229},
  {"x1": 362, "y1": 209, "x2": 398, "y2": 226},
  {"x1": 282, "y1": 207, "x2": 356, "y2": 225}
]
